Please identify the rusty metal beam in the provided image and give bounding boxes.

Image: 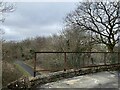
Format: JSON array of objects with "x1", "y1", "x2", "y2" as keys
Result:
[
  {"x1": 34, "y1": 53, "x2": 36, "y2": 77},
  {"x1": 35, "y1": 51, "x2": 120, "y2": 53},
  {"x1": 80, "y1": 63, "x2": 120, "y2": 68},
  {"x1": 34, "y1": 52, "x2": 120, "y2": 77},
  {"x1": 64, "y1": 52, "x2": 67, "y2": 71}
]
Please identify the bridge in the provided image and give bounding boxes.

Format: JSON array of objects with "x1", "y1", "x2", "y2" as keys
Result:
[{"x1": 7, "y1": 52, "x2": 120, "y2": 89}]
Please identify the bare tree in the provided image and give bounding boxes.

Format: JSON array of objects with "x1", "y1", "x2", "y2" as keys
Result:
[
  {"x1": 65, "y1": 2, "x2": 120, "y2": 52},
  {"x1": 0, "y1": 2, "x2": 14, "y2": 43},
  {"x1": 0, "y1": 2, "x2": 14, "y2": 22},
  {"x1": 0, "y1": 2, "x2": 15, "y2": 87},
  {"x1": 0, "y1": 2, "x2": 14, "y2": 53}
]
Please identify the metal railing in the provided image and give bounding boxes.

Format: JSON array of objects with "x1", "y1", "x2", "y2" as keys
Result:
[{"x1": 34, "y1": 52, "x2": 120, "y2": 77}]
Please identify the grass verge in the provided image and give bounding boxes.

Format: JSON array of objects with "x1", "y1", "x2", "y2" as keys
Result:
[
  {"x1": 14, "y1": 63, "x2": 31, "y2": 77},
  {"x1": 25, "y1": 60, "x2": 50, "y2": 74}
]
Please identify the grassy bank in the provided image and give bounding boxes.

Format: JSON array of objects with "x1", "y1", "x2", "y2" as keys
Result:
[
  {"x1": 2, "y1": 61, "x2": 23, "y2": 87},
  {"x1": 14, "y1": 63, "x2": 31, "y2": 77}
]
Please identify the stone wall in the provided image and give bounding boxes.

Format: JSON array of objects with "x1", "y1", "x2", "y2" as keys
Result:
[{"x1": 7, "y1": 64, "x2": 120, "y2": 89}]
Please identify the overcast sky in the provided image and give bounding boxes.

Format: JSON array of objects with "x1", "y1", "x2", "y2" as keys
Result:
[{"x1": 2, "y1": 2, "x2": 77, "y2": 41}]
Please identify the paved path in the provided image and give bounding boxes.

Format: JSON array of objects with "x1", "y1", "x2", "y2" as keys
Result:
[
  {"x1": 15, "y1": 61, "x2": 40, "y2": 76},
  {"x1": 39, "y1": 71, "x2": 119, "y2": 88}
]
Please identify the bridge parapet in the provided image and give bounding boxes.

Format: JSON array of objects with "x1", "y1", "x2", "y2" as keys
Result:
[{"x1": 7, "y1": 64, "x2": 120, "y2": 89}]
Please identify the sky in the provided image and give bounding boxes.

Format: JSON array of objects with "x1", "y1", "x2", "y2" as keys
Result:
[{"x1": 2, "y1": 2, "x2": 77, "y2": 41}]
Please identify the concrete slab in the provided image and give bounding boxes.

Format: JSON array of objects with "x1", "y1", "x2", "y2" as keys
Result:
[{"x1": 38, "y1": 71, "x2": 119, "y2": 88}]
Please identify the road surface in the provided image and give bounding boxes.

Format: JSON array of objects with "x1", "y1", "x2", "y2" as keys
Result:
[{"x1": 15, "y1": 61, "x2": 40, "y2": 76}]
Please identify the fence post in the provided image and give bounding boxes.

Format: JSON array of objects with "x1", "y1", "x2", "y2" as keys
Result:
[
  {"x1": 64, "y1": 52, "x2": 67, "y2": 71},
  {"x1": 34, "y1": 52, "x2": 36, "y2": 77},
  {"x1": 118, "y1": 52, "x2": 120, "y2": 64},
  {"x1": 104, "y1": 53, "x2": 106, "y2": 65}
]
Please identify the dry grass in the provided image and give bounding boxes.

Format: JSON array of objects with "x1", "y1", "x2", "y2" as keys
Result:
[{"x1": 2, "y1": 61, "x2": 23, "y2": 87}]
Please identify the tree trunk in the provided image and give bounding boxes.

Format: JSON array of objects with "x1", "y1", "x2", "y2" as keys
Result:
[
  {"x1": 106, "y1": 44, "x2": 115, "y2": 64},
  {"x1": 107, "y1": 44, "x2": 114, "y2": 52}
]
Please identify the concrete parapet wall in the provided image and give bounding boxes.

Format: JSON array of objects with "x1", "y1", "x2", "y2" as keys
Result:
[{"x1": 7, "y1": 65, "x2": 120, "y2": 89}]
